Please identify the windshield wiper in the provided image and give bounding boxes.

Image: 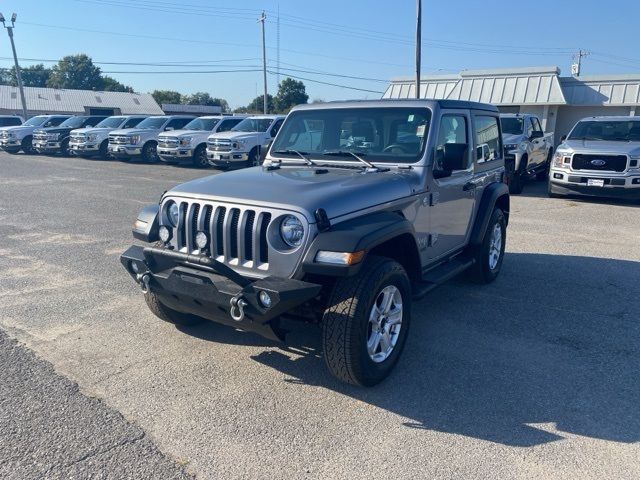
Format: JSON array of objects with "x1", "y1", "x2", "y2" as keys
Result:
[
  {"x1": 322, "y1": 150, "x2": 375, "y2": 168},
  {"x1": 271, "y1": 149, "x2": 316, "y2": 165}
]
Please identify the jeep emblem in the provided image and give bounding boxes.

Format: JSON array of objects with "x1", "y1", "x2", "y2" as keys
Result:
[{"x1": 590, "y1": 159, "x2": 606, "y2": 167}]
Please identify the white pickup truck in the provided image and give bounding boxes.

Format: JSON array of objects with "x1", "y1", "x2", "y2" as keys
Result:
[
  {"x1": 500, "y1": 113, "x2": 554, "y2": 194},
  {"x1": 206, "y1": 115, "x2": 285, "y2": 168},
  {"x1": 108, "y1": 115, "x2": 194, "y2": 162},
  {"x1": 157, "y1": 115, "x2": 246, "y2": 168},
  {"x1": 70, "y1": 115, "x2": 148, "y2": 159},
  {"x1": 0, "y1": 115, "x2": 71, "y2": 154}
]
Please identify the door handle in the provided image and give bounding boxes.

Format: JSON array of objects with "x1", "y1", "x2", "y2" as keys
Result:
[{"x1": 463, "y1": 182, "x2": 477, "y2": 191}]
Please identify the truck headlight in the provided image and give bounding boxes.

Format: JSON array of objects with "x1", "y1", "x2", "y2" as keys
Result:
[
  {"x1": 553, "y1": 152, "x2": 571, "y2": 168},
  {"x1": 165, "y1": 201, "x2": 180, "y2": 227},
  {"x1": 129, "y1": 135, "x2": 140, "y2": 145},
  {"x1": 280, "y1": 215, "x2": 304, "y2": 247},
  {"x1": 179, "y1": 136, "x2": 192, "y2": 147},
  {"x1": 87, "y1": 134, "x2": 98, "y2": 142},
  {"x1": 232, "y1": 140, "x2": 246, "y2": 150}
]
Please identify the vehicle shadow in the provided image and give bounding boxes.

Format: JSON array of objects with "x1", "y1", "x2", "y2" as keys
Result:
[{"x1": 179, "y1": 252, "x2": 640, "y2": 448}]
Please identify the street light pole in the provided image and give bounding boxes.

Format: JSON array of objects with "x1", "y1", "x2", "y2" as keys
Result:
[
  {"x1": 1, "y1": 13, "x2": 28, "y2": 120},
  {"x1": 258, "y1": 11, "x2": 268, "y2": 114},
  {"x1": 415, "y1": 0, "x2": 422, "y2": 99}
]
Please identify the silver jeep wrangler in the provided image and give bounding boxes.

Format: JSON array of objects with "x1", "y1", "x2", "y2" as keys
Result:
[{"x1": 121, "y1": 99, "x2": 510, "y2": 386}]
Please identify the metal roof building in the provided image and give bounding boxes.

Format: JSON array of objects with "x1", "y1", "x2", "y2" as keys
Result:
[
  {"x1": 384, "y1": 66, "x2": 640, "y2": 145},
  {"x1": 0, "y1": 85, "x2": 163, "y2": 117},
  {"x1": 161, "y1": 103, "x2": 222, "y2": 116}
]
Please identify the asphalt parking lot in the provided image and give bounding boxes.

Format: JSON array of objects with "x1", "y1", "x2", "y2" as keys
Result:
[{"x1": 0, "y1": 152, "x2": 639, "y2": 479}]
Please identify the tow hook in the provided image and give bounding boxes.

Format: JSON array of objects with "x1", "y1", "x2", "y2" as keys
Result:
[
  {"x1": 230, "y1": 295, "x2": 248, "y2": 322},
  {"x1": 136, "y1": 273, "x2": 151, "y2": 293}
]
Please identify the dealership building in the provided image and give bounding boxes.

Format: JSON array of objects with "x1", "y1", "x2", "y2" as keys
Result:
[
  {"x1": 383, "y1": 66, "x2": 640, "y2": 145},
  {"x1": 0, "y1": 85, "x2": 163, "y2": 117}
]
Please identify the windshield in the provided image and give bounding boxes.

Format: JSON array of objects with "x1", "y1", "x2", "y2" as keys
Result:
[
  {"x1": 59, "y1": 117, "x2": 88, "y2": 128},
  {"x1": 568, "y1": 120, "x2": 640, "y2": 141},
  {"x1": 500, "y1": 117, "x2": 524, "y2": 135},
  {"x1": 95, "y1": 117, "x2": 126, "y2": 128},
  {"x1": 270, "y1": 107, "x2": 432, "y2": 164},
  {"x1": 135, "y1": 117, "x2": 168, "y2": 129},
  {"x1": 184, "y1": 118, "x2": 219, "y2": 131},
  {"x1": 24, "y1": 116, "x2": 48, "y2": 127},
  {"x1": 232, "y1": 117, "x2": 273, "y2": 132}
]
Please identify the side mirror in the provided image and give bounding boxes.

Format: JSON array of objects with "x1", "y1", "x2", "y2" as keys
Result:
[
  {"x1": 530, "y1": 130, "x2": 544, "y2": 140},
  {"x1": 442, "y1": 143, "x2": 468, "y2": 171},
  {"x1": 560, "y1": 134, "x2": 567, "y2": 142},
  {"x1": 165, "y1": 126, "x2": 174, "y2": 131}
]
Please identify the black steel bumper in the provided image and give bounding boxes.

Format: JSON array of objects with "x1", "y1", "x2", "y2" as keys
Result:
[{"x1": 120, "y1": 245, "x2": 321, "y2": 342}]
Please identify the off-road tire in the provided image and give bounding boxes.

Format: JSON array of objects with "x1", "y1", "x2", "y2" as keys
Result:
[
  {"x1": 144, "y1": 291, "x2": 203, "y2": 326},
  {"x1": 21, "y1": 136, "x2": 34, "y2": 155},
  {"x1": 321, "y1": 255, "x2": 411, "y2": 386},
  {"x1": 192, "y1": 144, "x2": 208, "y2": 168},
  {"x1": 469, "y1": 208, "x2": 506, "y2": 284},
  {"x1": 142, "y1": 141, "x2": 158, "y2": 163},
  {"x1": 536, "y1": 150, "x2": 552, "y2": 181},
  {"x1": 60, "y1": 138, "x2": 70, "y2": 157},
  {"x1": 509, "y1": 156, "x2": 526, "y2": 194}
]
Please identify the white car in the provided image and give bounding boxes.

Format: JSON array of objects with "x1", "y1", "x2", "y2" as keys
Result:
[
  {"x1": 108, "y1": 116, "x2": 194, "y2": 162},
  {"x1": 207, "y1": 115, "x2": 285, "y2": 168},
  {"x1": 157, "y1": 116, "x2": 246, "y2": 168},
  {"x1": 69, "y1": 116, "x2": 148, "y2": 159},
  {"x1": 0, "y1": 115, "x2": 71, "y2": 154}
]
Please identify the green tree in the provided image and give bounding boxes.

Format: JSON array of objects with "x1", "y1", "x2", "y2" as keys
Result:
[
  {"x1": 274, "y1": 78, "x2": 308, "y2": 113},
  {"x1": 0, "y1": 68, "x2": 11, "y2": 85},
  {"x1": 10, "y1": 64, "x2": 51, "y2": 87},
  {"x1": 151, "y1": 89, "x2": 182, "y2": 105},
  {"x1": 101, "y1": 75, "x2": 133, "y2": 92},
  {"x1": 246, "y1": 94, "x2": 275, "y2": 114},
  {"x1": 46, "y1": 54, "x2": 103, "y2": 90},
  {"x1": 182, "y1": 92, "x2": 230, "y2": 112}
]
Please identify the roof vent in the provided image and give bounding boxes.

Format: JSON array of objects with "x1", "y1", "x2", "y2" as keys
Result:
[
  {"x1": 55, "y1": 94, "x2": 61, "y2": 101},
  {"x1": 95, "y1": 96, "x2": 102, "y2": 103},
  {"x1": 133, "y1": 98, "x2": 140, "y2": 105}
]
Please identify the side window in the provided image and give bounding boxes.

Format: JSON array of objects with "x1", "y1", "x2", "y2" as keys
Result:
[
  {"x1": 532, "y1": 117, "x2": 542, "y2": 132},
  {"x1": 49, "y1": 117, "x2": 68, "y2": 127},
  {"x1": 434, "y1": 114, "x2": 468, "y2": 172},
  {"x1": 217, "y1": 119, "x2": 242, "y2": 132},
  {"x1": 123, "y1": 117, "x2": 143, "y2": 128},
  {"x1": 525, "y1": 118, "x2": 534, "y2": 137},
  {"x1": 166, "y1": 118, "x2": 190, "y2": 130},
  {"x1": 474, "y1": 116, "x2": 501, "y2": 163},
  {"x1": 270, "y1": 119, "x2": 284, "y2": 137}
]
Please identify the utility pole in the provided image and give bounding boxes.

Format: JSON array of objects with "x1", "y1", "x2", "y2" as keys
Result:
[
  {"x1": 258, "y1": 11, "x2": 268, "y2": 114},
  {"x1": 0, "y1": 13, "x2": 28, "y2": 120},
  {"x1": 415, "y1": 0, "x2": 422, "y2": 99},
  {"x1": 571, "y1": 49, "x2": 589, "y2": 77}
]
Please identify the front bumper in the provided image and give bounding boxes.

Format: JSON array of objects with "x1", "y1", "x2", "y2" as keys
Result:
[
  {"x1": 158, "y1": 147, "x2": 194, "y2": 162},
  {"x1": 206, "y1": 149, "x2": 249, "y2": 167},
  {"x1": 120, "y1": 245, "x2": 321, "y2": 342},
  {"x1": 0, "y1": 139, "x2": 21, "y2": 148},
  {"x1": 70, "y1": 142, "x2": 100, "y2": 154},
  {"x1": 33, "y1": 140, "x2": 61, "y2": 153},
  {"x1": 109, "y1": 144, "x2": 142, "y2": 158},
  {"x1": 549, "y1": 168, "x2": 640, "y2": 200}
]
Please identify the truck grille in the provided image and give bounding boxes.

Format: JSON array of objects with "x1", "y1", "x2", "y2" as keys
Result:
[
  {"x1": 70, "y1": 134, "x2": 86, "y2": 143},
  {"x1": 33, "y1": 132, "x2": 48, "y2": 141},
  {"x1": 109, "y1": 135, "x2": 130, "y2": 145},
  {"x1": 571, "y1": 154, "x2": 628, "y2": 173},
  {"x1": 207, "y1": 139, "x2": 232, "y2": 152},
  {"x1": 158, "y1": 137, "x2": 178, "y2": 148},
  {"x1": 167, "y1": 200, "x2": 273, "y2": 271}
]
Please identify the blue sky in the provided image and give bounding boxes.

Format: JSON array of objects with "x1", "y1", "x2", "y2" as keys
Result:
[{"x1": 1, "y1": 0, "x2": 639, "y2": 109}]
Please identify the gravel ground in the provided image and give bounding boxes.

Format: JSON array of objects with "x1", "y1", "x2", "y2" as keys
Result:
[{"x1": 0, "y1": 152, "x2": 638, "y2": 479}]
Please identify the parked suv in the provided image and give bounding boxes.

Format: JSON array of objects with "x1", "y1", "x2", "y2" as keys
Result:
[
  {"x1": 0, "y1": 115, "x2": 23, "y2": 127},
  {"x1": 206, "y1": 115, "x2": 285, "y2": 168},
  {"x1": 549, "y1": 116, "x2": 640, "y2": 201},
  {"x1": 33, "y1": 115, "x2": 108, "y2": 156},
  {"x1": 0, "y1": 115, "x2": 71, "y2": 154},
  {"x1": 108, "y1": 116, "x2": 194, "y2": 162},
  {"x1": 158, "y1": 116, "x2": 245, "y2": 168},
  {"x1": 121, "y1": 99, "x2": 509, "y2": 386},
  {"x1": 500, "y1": 113, "x2": 554, "y2": 194},
  {"x1": 70, "y1": 116, "x2": 147, "y2": 159}
]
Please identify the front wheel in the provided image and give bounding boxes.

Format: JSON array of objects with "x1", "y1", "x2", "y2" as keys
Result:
[
  {"x1": 60, "y1": 138, "x2": 70, "y2": 156},
  {"x1": 321, "y1": 256, "x2": 411, "y2": 386},
  {"x1": 98, "y1": 140, "x2": 109, "y2": 159},
  {"x1": 192, "y1": 144, "x2": 208, "y2": 168},
  {"x1": 469, "y1": 208, "x2": 506, "y2": 284},
  {"x1": 21, "y1": 136, "x2": 34, "y2": 154},
  {"x1": 141, "y1": 141, "x2": 158, "y2": 163}
]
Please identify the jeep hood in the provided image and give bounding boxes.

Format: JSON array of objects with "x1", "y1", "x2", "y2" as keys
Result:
[
  {"x1": 166, "y1": 166, "x2": 416, "y2": 222},
  {"x1": 561, "y1": 140, "x2": 640, "y2": 156}
]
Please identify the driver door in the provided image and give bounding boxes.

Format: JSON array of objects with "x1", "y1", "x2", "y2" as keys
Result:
[{"x1": 425, "y1": 111, "x2": 476, "y2": 262}]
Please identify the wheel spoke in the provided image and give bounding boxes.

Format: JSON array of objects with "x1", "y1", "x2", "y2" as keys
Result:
[
  {"x1": 367, "y1": 331, "x2": 382, "y2": 356},
  {"x1": 379, "y1": 331, "x2": 392, "y2": 354},
  {"x1": 380, "y1": 288, "x2": 395, "y2": 314},
  {"x1": 386, "y1": 308, "x2": 402, "y2": 325}
]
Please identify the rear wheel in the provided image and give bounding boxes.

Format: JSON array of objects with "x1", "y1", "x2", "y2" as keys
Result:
[
  {"x1": 142, "y1": 141, "x2": 158, "y2": 163},
  {"x1": 21, "y1": 135, "x2": 34, "y2": 154},
  {"x1": 322, "y1": 256, "x2": 411, "y2": 386},
  {"x1": 144, "y1": 292, "x2": 203, "y2": 326},
  {"x1": 192, "y1": 144, "x2": 208, "y2": 168},
  {"x1": 469, "y1": 208, "x2": 506, "y2": 284}
]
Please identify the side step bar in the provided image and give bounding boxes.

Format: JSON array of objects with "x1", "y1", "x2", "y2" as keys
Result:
[{"x1": 412, "y1": 257, "x2": 475, "y2": 300}]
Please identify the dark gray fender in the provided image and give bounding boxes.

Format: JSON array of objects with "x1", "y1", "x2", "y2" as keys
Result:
[{"x1": 469, "y1": 182, "x2": 509, "y2": 245}]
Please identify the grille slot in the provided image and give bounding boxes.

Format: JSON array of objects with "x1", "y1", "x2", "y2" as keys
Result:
[
  {"x1": 229, "y1": 209, "x2": 240, "y2": 259},
  {"x1": 259, "y1": 213, "x2": 271, "y2": 263},
  {"x1": 244, "y1": 211, "x2": 255, "y2": 261}
]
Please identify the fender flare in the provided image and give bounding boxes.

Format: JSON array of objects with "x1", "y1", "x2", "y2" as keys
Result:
[
  {"x1": 132, "y1": 204, "x2": 160, "y2": 242},
  {"x1": 469, "y1": 182, "x2": 509, "y2": 245},
  {"x1": 301, "y1": 211, "x2": 416, "y2": 277}
]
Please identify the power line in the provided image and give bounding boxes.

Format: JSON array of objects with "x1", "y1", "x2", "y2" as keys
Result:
[{"x1": 267, "y1": 70, "x2": 384, "y2": 94}]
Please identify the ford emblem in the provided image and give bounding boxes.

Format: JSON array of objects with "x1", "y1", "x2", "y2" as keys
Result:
[{"x1": 590, "y1": 159, "x2": 606, "y2": 167}]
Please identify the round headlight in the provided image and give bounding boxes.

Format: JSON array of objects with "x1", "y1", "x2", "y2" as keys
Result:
[
  {"x1": 280, "y1": 215, "x2": 304, "y2": 248},
  {"x1": 166, "y1": 201, "x2": 179, "y2": 227}
]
